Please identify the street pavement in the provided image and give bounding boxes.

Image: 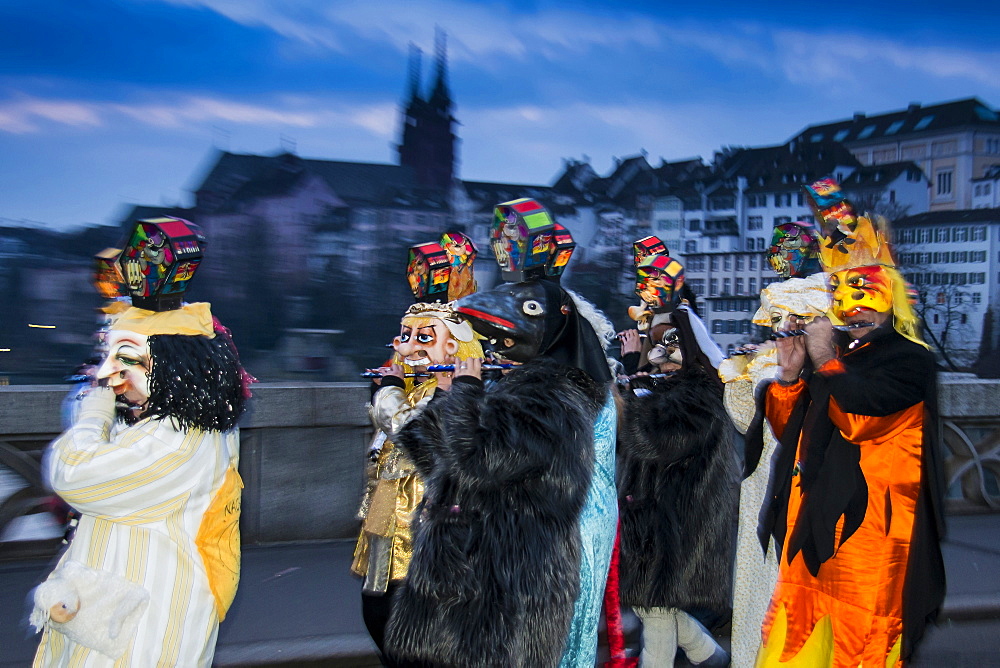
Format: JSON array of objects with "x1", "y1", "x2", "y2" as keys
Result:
[{"x1": 3, "y1": 513, "x2": 1000, "y2": 667}]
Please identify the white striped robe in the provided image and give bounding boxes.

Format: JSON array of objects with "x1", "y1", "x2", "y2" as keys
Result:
[{"x1": 34, "y1": 387, "x2": 239, "y2": 668}]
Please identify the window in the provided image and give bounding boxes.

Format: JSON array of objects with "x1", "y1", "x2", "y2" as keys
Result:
[
  {"x1": 741, "y1": 320, "x2": 751, "y2": 334},
  {"x1": 971, "y1": 272, "x2": 986, "y2": 284},
  {"x1": 834, "y1": 129, "x2": 850, "y2": 141},
  {"x1": 857, "y1": 124, "x2": 877, "y2": 139},
  {"x1": 961, "y1": 313, "x2": 968, "y2": 324},
  {"x1": 749, "y1": 277, "x2": 757, "y2": 294},
  {"x1": 710, "y1": 279, "x2": 719, "y2": 296},
  {"x1": 933, "y1": 313, "x2": 940, "y2": 324},
  {"x1": 710, "y1": 257, "x2": 720, "y2": 272},
  {"x1": 774, "y1": 216, "x2": 792, "y2": 227},
  {"x1": 735, "y1": 278, "x2": 744, "y2": 294},
  {"x1": 689, "y1": 219, "x2": 701, "y2": 231},
  {"x1": 724, "y1": 256, "x2": 732, "y2": 271},
  {"x1": 748, "y1": 216, "x2": 764, "y2": 230},
  {"x1": 936, "y1": 170, "x2": 953, "y2": 197},
  {"x1": 976, "y1": 184, "x2": 983, "y2": 197},
  {"x1": 953, "y1": 227, "x2": 968, "y2": 243},
  {"x1": 952, "y1": 251, "x2": 968, "y2": 263},
  {"x1": 918, "y1": 229, "x2": 932, "y2": 243},
  {"x1": 973, "y1": 293, "x2": 982, "y2": 305},
  {"x1": 685, "y1": 240, "x2": 697, "y2": 253},
  {"x1": 726, "y1": 320, "x2": 739, "y2": 334},
  {"x1": 885, "y1": 120, "x2": 904, "y2": 135},
  {"x1": 972, "y1": 226, "x2": 987, "y2": 241},
  {"x1": 746, "y1": 238, "x2": 755, "y2": 251},
  {"x1": 972, "y1": 251, "x2": 987, "y2": 263},
  {"x1": 935, "y1": 228, "x2": 950, "y2": 243},
  {"x1": 712, "y1": 320, "x2": 723, "y2": 334},
  {"x1": 749, "y1": 255, "x2": 757, "y2": 271},
  {"x1": 914, "y1": 115, "x2": 934, "y2": 130},
  {"x1": 727, "y1": 344, "x2": 736, "y2": 356},
  {"x1": 688, "y1": 257, "x2": 706, "y2": 272},
  {"x1": 723, "y1": 278, "x2": 731, "y2": 295},
  {"x1": 736, "y1": 256, "x2": 745, "y2": 271},
  {"x1": 933, "y1": 252, "x2": 948, "y2": 263},
  {"x1": 758, "y1": 238, "x2": 767, "y2": 250},
  {"x1": 900, "y1": 229, "x2": 915, "y2": 243},
  {"x1": 690, "y1": 278, "x2": 705, "y2": 295},
  {"x1": 936, "y1": 292, "x2": 946, "y2": 305},
  {"x1": 710, "y1": 237, "x2": 719, "y2": 250}
]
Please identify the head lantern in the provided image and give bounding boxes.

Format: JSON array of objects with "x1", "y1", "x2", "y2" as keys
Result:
[
  {"x1": 633, "y1": 236, "x2": 668, "y2": 267},
  {"x1": 489, "y1": 198, "x2": 575, "y2": 283},
  {"x1": 440, "y1": 231, "x2": 479, "y2": 300},
  {"x1": 406, "y1": 241, "x2": 452, "y2": 304},
  {"x1": 118, "y1": 217, "x2": 204, "y2": 312},
  {"x1": 635, "y1": 254, "x2": 685, "y2": 313},
  {"x1": 767, "y1": 221, "x2": 821, "y2": 279}
]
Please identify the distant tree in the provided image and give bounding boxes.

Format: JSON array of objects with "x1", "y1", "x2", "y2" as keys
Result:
[{"x1": 849, "y1": 190, "x2": 912, "y2": 223}]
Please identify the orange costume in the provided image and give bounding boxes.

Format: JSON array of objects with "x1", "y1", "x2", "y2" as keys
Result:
[{"x1": 757, "y1": 328, "x2": 945, "y2": 667}]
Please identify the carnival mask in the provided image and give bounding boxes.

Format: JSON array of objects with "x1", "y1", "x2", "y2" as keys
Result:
[
  {"x1": 456, "y1": 280, "x2": 562, "y2": 363},
  {"x1": 97, "y1": 329, "x2": 152, "y2": 408},
  {"x1": 830, "y1": 265, "x2": 893, "y2": 321},
  {"x1": 767, "y1": 221, "x2": 821, "y2": 279},
  {"x1": 635, "y1": 255, "x2": 685, "y2": 311},
  {"x1": 394, "y1": 317, "x2": 460, "y2": 367}
]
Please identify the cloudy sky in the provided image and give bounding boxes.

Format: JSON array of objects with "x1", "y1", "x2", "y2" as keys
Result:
[{"x1": 2, "y1": 0, "x2": 998, "y2": 230}]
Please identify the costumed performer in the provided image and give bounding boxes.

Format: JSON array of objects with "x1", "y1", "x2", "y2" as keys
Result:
[
  {"x1": 33, "y1": 217, "x2": 251, "y2": 667},
  {"x1": 755, "y1": 179, "x2": 946, "y2": 667},
  {"x1": 616, "y1": 249, "x2": 736, "y2": 667},
  {"x1": 722, "y1": 220, "x2": 829, "y2": 668},
  {"x1": 352, "y1": 234, "x2": 483, "y2": 664},
  {"x1": 384, "y1": 198, "x2": 618, "y2": 667}
]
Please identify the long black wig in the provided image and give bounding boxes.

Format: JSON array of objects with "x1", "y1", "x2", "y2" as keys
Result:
[{"x1": 129, "y1": 331, "x2": 248, "y2": 432}]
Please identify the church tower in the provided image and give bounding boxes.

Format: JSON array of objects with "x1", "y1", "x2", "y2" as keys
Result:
[{"x1": 398, "y1": 28, "x2": 457, "y2": 191}]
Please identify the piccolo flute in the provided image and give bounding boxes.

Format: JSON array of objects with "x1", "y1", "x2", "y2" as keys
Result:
[
  {"x1": 615, "y1": 371, "x2": 677, "y2": 384},
  {"x1": 361, "y1": 363, "x2": 514, "y2": 378},
  {"x1": 770, "y1": 322, "x2": 876, "y2": 339}
]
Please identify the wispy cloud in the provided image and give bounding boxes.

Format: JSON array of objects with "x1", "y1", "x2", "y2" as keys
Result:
[
  {"x1": 0, "y1": 92, "x2": 397, "y2": 137},
  {"x1": 0, "y1": 97, "x2": 103, "y2": 134},
  {"x1": 142, "y1": 0, "x2": 1000, "y2": 98},
  {"x1": 774, "y1": 29, "x2": 1000, "y2": 92}
]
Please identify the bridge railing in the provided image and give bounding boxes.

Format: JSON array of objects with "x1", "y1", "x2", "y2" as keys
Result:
[{"x1": 2, "y1": 375, "x2": 998, "y2": 559}]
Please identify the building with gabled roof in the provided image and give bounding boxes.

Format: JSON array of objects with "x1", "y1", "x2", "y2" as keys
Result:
[{"x1": 791, "y1": 97, "x2": 1000, "y2": 211}]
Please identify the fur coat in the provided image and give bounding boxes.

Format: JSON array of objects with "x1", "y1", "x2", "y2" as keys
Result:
[
  {"x1": 617, "y1": 365, "x2": 739, "y2": 613},
  {"x1": 385, "y1": 357, "x2": 605, "y2": 668}
]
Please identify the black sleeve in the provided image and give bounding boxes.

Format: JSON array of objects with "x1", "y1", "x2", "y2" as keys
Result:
[{"x1": 621, "y1": 352, "x2": 641, "y2": 376}]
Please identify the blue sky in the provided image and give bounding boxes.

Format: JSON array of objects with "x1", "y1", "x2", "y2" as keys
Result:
[{"x1": 2, "y1": 0, "x2": 998, "y2": 230}]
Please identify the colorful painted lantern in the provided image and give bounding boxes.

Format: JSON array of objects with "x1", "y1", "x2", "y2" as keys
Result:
[
  {"x1": 490, "y1": 198, "x2": 556, "y2": 282},
  {"x1": 440, "y1": 231, "x2": 478, "y2": 300},
  {"x1": 633, "y1": 236, "x2": 668, "y2": 266},
  {"x1": 803, "y1": 177, "x2": 858, "y2": 237},
  {"x1": 118, "y1": 217, "x2": 204, "y2": 311},
  {"x1": 94, "y1": 247, "x2": 125, "y2": 300},
  {"x1": 635, "y1": 254, "x2": 685, "y2": 312},
  {"x1": 406, "y1": 241, "x2": 451, "y2": 303},
  {"x1": 545, "y1": 223, "x2": 576, "y2": 279}
]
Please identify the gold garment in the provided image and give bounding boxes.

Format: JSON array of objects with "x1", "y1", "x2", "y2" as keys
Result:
[{"x1": 351, "y1": 379, "x2": 436, "y2": 593}]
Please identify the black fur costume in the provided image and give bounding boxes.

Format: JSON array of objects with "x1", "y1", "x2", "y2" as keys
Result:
[
  {"x1": 617, "y1": 309, "x2": 739, "y2": 614},
  {"x1": 386, "y1": 358, "x2": 604, "y2": 667}
]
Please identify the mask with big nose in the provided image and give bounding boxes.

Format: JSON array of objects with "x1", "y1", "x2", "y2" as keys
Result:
[{"x1": 96, "y1": 329, "x2": 152, "y2": 408}]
